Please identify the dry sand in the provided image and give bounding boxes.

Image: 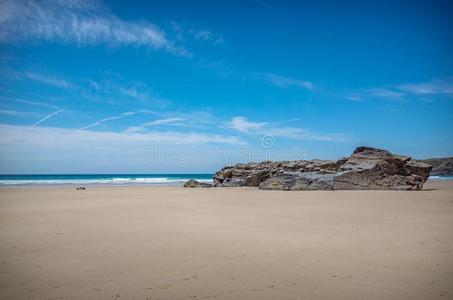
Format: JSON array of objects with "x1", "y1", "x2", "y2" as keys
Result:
[{"x1": 1, "y1": 180, "x2": 453, "y2": 300}]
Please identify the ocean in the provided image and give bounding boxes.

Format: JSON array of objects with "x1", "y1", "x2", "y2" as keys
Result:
[
  {"x1": 428, "y1": 176, "x2": 453, "y2": 180},
  {"x1": 0, "y1": 174, "x2": 451, "y2": 187},
  {"x1": 0, "y1": 174, "x2": 214, "y2": 186}
]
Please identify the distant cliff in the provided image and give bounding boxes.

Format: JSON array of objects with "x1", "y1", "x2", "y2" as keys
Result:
[{"x1": 420, "y1": 158, "x2": 453, "y2": 176}]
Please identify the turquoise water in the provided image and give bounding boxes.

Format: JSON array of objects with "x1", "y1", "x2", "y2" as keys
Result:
[
  {"x1": 0, "y1": 174, "x2": 450, "y2": 186},
  {"x1": 0, "y1": 174, "x2": 213, "y2": 186},
  {"x1": 429, "y1": 176, "x2": 453, "y2": 181}
]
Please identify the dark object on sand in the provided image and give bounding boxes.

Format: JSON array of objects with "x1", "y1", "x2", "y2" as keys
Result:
[
  {"x1": 183, "y1": 179, "x2": 212, "y2": 188},
  {"x1": 213, "y1": 146, "x2": 432, "y2": 191},
  {"x1": 76, "y1": 187, "x2": 86, "y2": 190}
]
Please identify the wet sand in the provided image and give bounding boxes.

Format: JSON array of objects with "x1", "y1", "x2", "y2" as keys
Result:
[{"x1": 1, "y1": 180, "x2": 452, "y2": 299}]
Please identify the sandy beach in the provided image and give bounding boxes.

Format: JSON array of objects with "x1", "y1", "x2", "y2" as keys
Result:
[{"x1": 1, "y1": 181, "x2": 452, "y2": 300}]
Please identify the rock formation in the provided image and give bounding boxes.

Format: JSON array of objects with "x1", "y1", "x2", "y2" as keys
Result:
[
  {"x1": 213, "y1": 147, "x2": 432, "y2": 191},
  {"x1": 420, "y1": 157, "x2": 453, "y2": 176},
  {"x1": 183, "y1": 179, "x2": 213, "y2": 188}
]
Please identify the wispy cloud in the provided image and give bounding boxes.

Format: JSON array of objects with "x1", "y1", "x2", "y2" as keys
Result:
[
  {"x1": 0, "y1": 108, "x2": 36, "y2": 117},
  {"x1": 80, "y1": 111, "x2": 138, "y2": 130},
  {"x1": 119, "y1": 87, "x2": 142, "y2": 99},
  {"x1": 190, "y1": 30, "x2": 224, "y2": 45},
  {"x1": 367, "y1": 88, "x2": 405, "y2": 99},
  {"x1": 251, "y1": 0, "x2": 273, "y2": 9},
  {"x1": 124, "y1": 117, "x2": 188, "y2": 134},
  {"x1": 32, "y1": 109, "x2": 64, "y2": 126},
  {"x1": 119, "y1": 84, "x2": 167, "y2": 105},
  {"x1": 24, "y1": 71, "x2": 74, "y2": 89},
  {"x1": 0, "y1": 0, "x2": 189, "y2": 56},
  {"x1": 345, "y1": 95, "x2": 363, "y2": 102},
  {"x1": 1, "y1": 124, "x2": 244, "y2": 147},
  {"x1": 397, "y1": 78, "x2": 453, "y2": 96},
  {"x1": 83, "y1": 78, "x2": 169, "y2": 107},
  {"x1": 0, "y1": 124, "x2": 246, "y2": 173},
  {"x1": 346, "y1": 77, "x2": 453, "y2": 101},
  {"x1": 228, "y1": 116, "x2": 267, "y2": 133},
  {"x1": 4, "y1": 97, "x2": 60, "y2": 110},
  {"x1": 171, "y1": 22, "x2": 224, "y2": 46},
  {"x1": 144, "y1": 117, "x2": 186, "y2": 126},
  {"x1": 228, "y1": 116, "x2": 347, "y2": 142},
  {"x1": 257, "y1": 73, "x2": 314, "y2": 90}
]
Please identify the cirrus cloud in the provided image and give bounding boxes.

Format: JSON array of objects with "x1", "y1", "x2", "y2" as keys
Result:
[
  {"x1": 228, "y1": 116, "x2": 347, "y2": 142},
  {"x1": 0, "y1": 0, "x2": 189, "y2": 56}
]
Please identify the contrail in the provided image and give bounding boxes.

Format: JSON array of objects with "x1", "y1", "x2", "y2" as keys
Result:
[
  {"x1": 80, "y1": 115, "x2": 123, "y2": 130},
  {"x1": 32, "y1": 109, "x2": 64, "y2": 126},
  {"x1": 79, "y1": 111, "x2": 137, "y2": 130}
]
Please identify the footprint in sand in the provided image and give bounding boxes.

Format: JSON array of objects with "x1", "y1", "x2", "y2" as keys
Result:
[
  {"x1": 266, "y1": 285, "x2": 275, "y2": 288},
  {"x1": 183, "y1": 275, "x2": 197, "y2": 281},
  {"x1": 158, "y1": 284, "x2": 174, "y2": 290}
]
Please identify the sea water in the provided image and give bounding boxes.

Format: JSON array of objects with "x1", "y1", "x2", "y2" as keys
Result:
[
  {"x1": 429, "y1": 176, "x2": 453, "y2": 181},
  {"x1": 1, "y1": 174, "x2": 450, "y2": 186},
  {"x1": 0, "y1": 174, "x2": 213, "y2": 186}
]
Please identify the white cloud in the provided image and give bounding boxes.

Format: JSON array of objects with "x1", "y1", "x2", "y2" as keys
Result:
[
  {"x1": 170, "y1": 22, "x2": 224, "y2": 46},
  {"x1": 258, "y1": 73, "x2": 314, "y2": 90},
  {"x1": 25, "y1": 71, "x2": 74, "y2": 88},
  {"x1": 32, "y1": 109, "x2": 64, "y2": 126},
  {"x1": 0, "y1": 123, "x2": 247, "y2": 173},
  {"x1": 0, "y1": 124, "x2": 244, "y2": 147},
  {"x1": 228, "y1": 116, "x2": 347, "y2": 142},
  {"x1": 144, "y1": 117, "x2": 186, "y2": 126},
  {"x1": 119, "y1": 84, "x2": 166, "y2": 104},
  {"x1": 397, "y1": 78, "x2": 453, "y2": 96},
  {"x1": 84, "y1": 79, "x2": 169, "y2": 107},
  {"x1": 0, "y1": 0, "x2": 188, "y2": 56},
  {"x1": 228, "y1": 116, "x2": 267, "y2": 133},
  {"x1": 0, "y1": 109, "x2": 36, "y2": 117},
  {"x1": 123, "y1": 126, "x2": 145, "y2": 134},
  {"x1": 124, "y1": 117, "x2": 187, "y2": 134},
  {"x1": 119, "y1": 87, "x2": 141, "y2": 99},
  {"x1": 190, "y1": 30, "x2": 224, "y2": 45},
  {"x1": 0, "y1": 96, "x2": 60, "y2": 110},
  {"x1": 345, "y1": 95, "x2": 363, "y2": 102},
  {"x1": 347, "y1": 77, "x2": 453, "y2": 101},
  {"x1": 367, "y1": 88, "x2": 405, "y2": 99}
]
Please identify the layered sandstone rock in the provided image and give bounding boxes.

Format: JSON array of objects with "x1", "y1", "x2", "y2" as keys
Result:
[
  {"x1": 213, "y1": 147, "x2": 431, "y2": 191},
  {"x1": 183, "y1": 179, "x2": 213, "y2": 188}
]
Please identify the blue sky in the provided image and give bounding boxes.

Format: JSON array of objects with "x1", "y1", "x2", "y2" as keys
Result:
[{"x1": 0, "y1": 0, "x2": 452, "y2": 173}]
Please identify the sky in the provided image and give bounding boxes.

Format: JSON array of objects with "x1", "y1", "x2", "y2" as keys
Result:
[{"x1": 0, "y1": 0, "x2": 452, "y2": 174}]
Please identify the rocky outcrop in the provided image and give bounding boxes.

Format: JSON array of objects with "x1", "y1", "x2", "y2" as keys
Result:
[
  {"x1": 183, "y1": 179, "x2": 212, "y2": 188},
  {"x1": 213, "y1": 147, "x2": 432, "y2": 191},
  {"x1": 420, "y1": 157, "x2": 453, "y2": 176}
]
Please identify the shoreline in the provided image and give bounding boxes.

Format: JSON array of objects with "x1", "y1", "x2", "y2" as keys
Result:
[{"x1": 0, "y1": 178, "x2": 450, "y2": 189}]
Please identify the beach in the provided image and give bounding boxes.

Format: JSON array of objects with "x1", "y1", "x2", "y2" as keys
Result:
[{"x1": 1, "y1": 180, "x2": 452, "y2": 300}]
